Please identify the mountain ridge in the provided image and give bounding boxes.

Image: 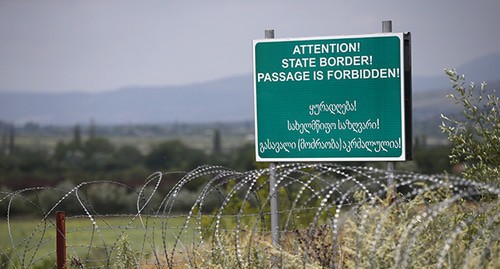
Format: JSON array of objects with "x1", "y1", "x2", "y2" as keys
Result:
[{"x1": 1, "y1": 53, "x2": 499, "y2": 125}]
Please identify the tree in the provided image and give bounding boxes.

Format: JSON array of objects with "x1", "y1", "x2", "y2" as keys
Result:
[
  {"x1": 440, "y1": 69, "x2": 499, "y2": 183},
  {"x1": 8, "y1": 123, "x2": 15, "y2": 155},
  {"x1": 111, "y1": 145, "x2": 144, "y2": 169},
  {"x1": 81, "y1": 137, "x2": 115, "y2": 171},
  {"x1": 72, "y1": 124, "x2": 82, "y2": 149},
  {"x1": 413, "y1": 145, "x2": 452, "y2": 174},
  {"x1": 145, "y1": 140, "x2": 206, "y2": 171},
  {"x1": 83, "y1": 137, "x2": 115, "y2": 158},
  {"x1": 213, "y1": 128, "x2": 222, "y2": 154},
  {"x1": 229, "y1": 143, "x2": 257, "y2": 171}
]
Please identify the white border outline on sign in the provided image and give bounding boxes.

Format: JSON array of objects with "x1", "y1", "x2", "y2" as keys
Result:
[{"x1": 253, "y1": 32, "x2": 407, "y2": 162}]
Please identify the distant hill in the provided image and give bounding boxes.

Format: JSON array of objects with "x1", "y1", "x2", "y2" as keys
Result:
[
  {"x1": 413, "y1": 79, "x2": 500, "y2": 141},
  {"x1": 411, "y1": 53, "x2": 500, "y2": 140},
  {"x1": 1, "y1": 53, "x2": 499, "y2": 127},
  {"x1": 0, "y1": 75, "x2": 254, "y2": 125},
  {"x1": 413, "y1": 53, "x2": 500, "y2": 91}
]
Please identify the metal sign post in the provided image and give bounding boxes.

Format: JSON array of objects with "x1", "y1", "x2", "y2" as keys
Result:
[
  {"x1": 383, "y1": 20, "x2": 396, "y2": 188},
  {"x1": 265, "y1": 29, "x2": 281, "y2": 248}
]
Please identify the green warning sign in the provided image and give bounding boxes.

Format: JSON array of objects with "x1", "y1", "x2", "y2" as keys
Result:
[{"x1": 253, "y1": 33, "x2": 409, "y2": 162}]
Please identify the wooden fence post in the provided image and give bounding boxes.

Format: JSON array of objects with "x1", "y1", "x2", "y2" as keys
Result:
[{"x1": 56, "y1": 211, "x2": 66, "y2": 269}]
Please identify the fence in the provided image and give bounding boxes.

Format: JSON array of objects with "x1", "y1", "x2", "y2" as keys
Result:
[{"x1": 1, "y1": 164, "x2": 499, "y2": 268}]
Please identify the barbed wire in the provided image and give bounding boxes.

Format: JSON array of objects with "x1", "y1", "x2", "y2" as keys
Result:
[{"x1": 1, "y1": 164, "x2": 498, "y2": 268}]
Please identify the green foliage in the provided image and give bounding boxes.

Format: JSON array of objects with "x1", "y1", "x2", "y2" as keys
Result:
[
  {"x1": 111, "y1": 145, "x2": 143, "y2": 169},
  {"x1": 413, "y1": 145, "x2": 452, "y2": 174},
  {"x1": 0, "y1": 248, "x2": 17, "y2": 269},
  {"x1": 338, "y1": 189, "x2": 498, "y2": 268},
  {"x1": 2, "y1": 171, "x2": 498, "y2": 268},
  {"x1": 115, "y1": 235, "x2": 138, "y2": 269},
  {"x1": 212, "y1": 128, "x2": 222, "y2": 154},
  {"x1": 145, "y1": 139, "x2": 206, "y2": 171},
  {"x1": 0, "y1": 146, "x2": 56, "y2": 183},
  {"x1": 195, "y1": 188, "x2": 498, "y2": 268},
  {"x1": 83, "y1": 137, "x2": 115, "y2": 158},
  {"x1": 441, "y1": 69, "x2": 500, "y2": 182},
  {"x1": 228, "y1": 143, "x2": 258, "y2": 171},
  {"x1": 82, "y1": 183, "x2": 136, "y2": 214},
  {"x1": 72, "y1": 124, "x2": 82, "y2": 149},
  {"x1": 1, "y1": 132, "x2": 262, "y2": 215}
]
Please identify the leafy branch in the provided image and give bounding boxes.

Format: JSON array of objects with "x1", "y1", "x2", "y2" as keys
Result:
[{"x1": 440, "y1": 69, "x2": 499, "y2": 183}]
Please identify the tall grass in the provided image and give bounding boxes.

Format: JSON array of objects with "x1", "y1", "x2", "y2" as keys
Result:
[
  {"x1": 1, "y1": 165, "x2": 498, "y2": 268},
  {"x1": 188, "y1": 188, "x2": 498, "y2": 268}
]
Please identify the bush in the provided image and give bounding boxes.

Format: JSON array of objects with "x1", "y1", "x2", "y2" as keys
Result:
[{"x1": 441, "y1": 69, "x2": 499, "y2": 183}]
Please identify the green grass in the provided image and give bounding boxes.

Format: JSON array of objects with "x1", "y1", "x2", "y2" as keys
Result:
[
  {"x1": 15, "y1": 131, "x2": 250, "y2": 155},
  {"x1": 1, "y1": 215, "x2": 200, "y2": 268},
  {"x1": 1, "y1": 196, "x2": 498, "y2": 268}
]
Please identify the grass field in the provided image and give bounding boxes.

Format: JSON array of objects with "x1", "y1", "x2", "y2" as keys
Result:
[
  {"x1": 15, "y1": 126, "x2": 253, "y2": 155},
  {"x1": 1, "y1": 215, "x2": 200, "y2": 268}
]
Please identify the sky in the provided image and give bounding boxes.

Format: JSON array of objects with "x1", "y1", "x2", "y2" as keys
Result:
[{"x1": 1, "y1": 0, "x2": 499, "y2": 93}]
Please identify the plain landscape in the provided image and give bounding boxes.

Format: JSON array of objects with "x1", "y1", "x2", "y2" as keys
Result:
[{"x1": 1, "y1": 28, "x2": 498, "y2": 269}]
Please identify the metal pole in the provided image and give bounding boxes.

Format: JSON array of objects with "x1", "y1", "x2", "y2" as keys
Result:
[
  {"x1": 265, "y1": 29, "x2": 274, "y2": 39},
  {"x1": 382, "y1": 21, "x2": 395, "y2": 189},
  {"x1": 387, "y1": 161, "x2": 394, "y2": 187},
  {"x1": 382, "y1": 20, "x2": 392, "y2": 33},
  {"x1": 269, "y1": 162, "x2": 280, "y2": 246},
  {"x1": 265, "y1": 29, "x2": 280, "y2": 248},
  {"x1": 56, "y1": 211, "x2": 66, "y2": 269}
]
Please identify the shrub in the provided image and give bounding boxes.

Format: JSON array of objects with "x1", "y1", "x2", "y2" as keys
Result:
[{"x1": 440, "y1": 69, "x2": 499, "y2": 183}]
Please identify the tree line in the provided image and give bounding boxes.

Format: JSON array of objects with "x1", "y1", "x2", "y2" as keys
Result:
[
  {"x1": 0, "y1": 125, "x2": 256, "y2": 191},
  {"x1": 0, "y1": 124, "x2": 456, "y2": 191}
]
